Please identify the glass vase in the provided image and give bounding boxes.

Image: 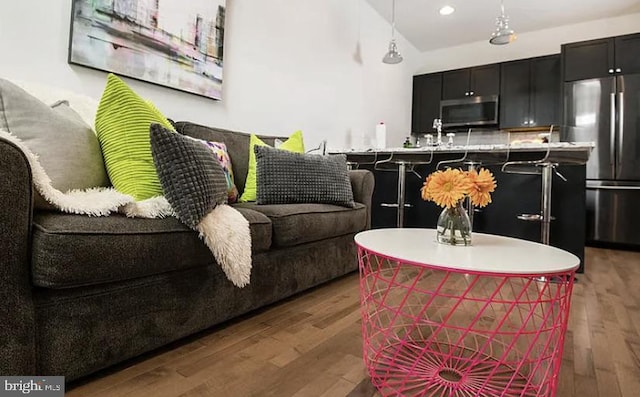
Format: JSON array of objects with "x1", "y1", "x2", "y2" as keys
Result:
[{"x1": 436, "y1": 200, "x2": 472, "y2": 246}]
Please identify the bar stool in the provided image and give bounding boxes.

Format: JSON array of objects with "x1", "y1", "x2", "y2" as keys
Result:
[
  {"x1": 375, "y1": 151, "x2": 434, "y2": 228},
  {"x1": 501, "y1": 143, "x2": 566, "y2": 246},
  {"x1": 433, "y1": 129, "x2": 481, "y2": 226}
]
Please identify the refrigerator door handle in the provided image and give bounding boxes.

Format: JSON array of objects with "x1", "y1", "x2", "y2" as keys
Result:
[
  {"x1": 610, "y1": 92, "x2": 616, "y2": 176},
  {"x1": 586, "y1": 185, "x2": 640, "y2": 191},
  {"x1": 618, "y1": 91, "x2": 624, "y2": 173}
]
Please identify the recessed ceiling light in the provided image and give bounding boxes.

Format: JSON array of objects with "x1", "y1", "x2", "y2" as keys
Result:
[{"x1": 439, "y1": 5, "x2": 455, "y2": 16}]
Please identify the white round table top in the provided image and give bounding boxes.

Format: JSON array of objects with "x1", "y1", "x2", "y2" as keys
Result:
[{"x1": 355, "y1": 229, "x2": 580, "y2": 275}]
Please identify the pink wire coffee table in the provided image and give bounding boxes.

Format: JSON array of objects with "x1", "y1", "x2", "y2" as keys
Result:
[{"x1": 355, "y1": 229, "x2": 579, "y2": 397}]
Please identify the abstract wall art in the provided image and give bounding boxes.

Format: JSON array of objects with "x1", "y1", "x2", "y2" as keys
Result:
[{"x1": 69, "y1": 0, "x2": 226, "y2": 100}]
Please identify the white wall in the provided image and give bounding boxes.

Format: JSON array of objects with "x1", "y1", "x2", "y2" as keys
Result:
[
  {"x1": 416, "y1": 12, "x2": 640, "y2": 73},
  {"x1": 0, "y1": 0, "x2": 420, "y2": 150}
]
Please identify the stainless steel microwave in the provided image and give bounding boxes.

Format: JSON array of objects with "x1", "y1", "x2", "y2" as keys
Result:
[{"x1": 440, "y1": 95, "x2": 499, "y2": 128}]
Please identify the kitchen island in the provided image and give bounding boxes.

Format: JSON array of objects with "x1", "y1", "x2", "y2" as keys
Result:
[{"x1": 333, "y1": 142, "x2": 594, "y2": 271}]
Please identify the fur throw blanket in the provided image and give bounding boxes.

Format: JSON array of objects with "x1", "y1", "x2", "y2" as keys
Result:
[{"x1": 0, "y1": 129, "x2": 251, "y2": 287}]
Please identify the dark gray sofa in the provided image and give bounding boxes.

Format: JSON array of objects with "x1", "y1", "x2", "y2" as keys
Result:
[{"x1": 0, "y1": 121, "x2": 374, "y2": 381}]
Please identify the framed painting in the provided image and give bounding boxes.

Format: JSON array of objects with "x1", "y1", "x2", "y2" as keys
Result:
[{"x1": 68, "y1": 0, "x2": 225, "y2": 100}]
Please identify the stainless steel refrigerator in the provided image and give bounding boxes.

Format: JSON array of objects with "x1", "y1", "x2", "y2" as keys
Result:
[{"x1": 564, "y1": 73, "x2": 640, "y2": 246}]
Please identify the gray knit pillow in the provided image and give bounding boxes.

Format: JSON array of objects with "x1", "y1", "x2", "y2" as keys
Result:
[
  {"x1": 150, "y1": 124, "x2": 228, "y2": 228},
  {"x1": 255, "y1": 145, "x2": 355, "y2": 208}
]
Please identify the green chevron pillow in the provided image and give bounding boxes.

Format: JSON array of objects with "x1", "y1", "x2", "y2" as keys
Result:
[{"x1": 95, "y1": 74, "x2": 175, "y2": 200}]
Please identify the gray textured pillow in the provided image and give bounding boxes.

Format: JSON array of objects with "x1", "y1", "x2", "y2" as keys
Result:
[
  {"x1": 150, "y1": 124, "x2": 228, "y2": 228},
  {"x1": 0, "y1": 79, "x2": 109, "y2": 209},
  {"x1": 255, "y1": 145, "x2": 355, "y2": 207}
]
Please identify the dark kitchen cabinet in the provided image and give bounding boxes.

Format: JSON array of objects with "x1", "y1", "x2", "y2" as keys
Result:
[
  {"x1": 562, "y1": 38, "x2": 613, "y2": 81},
  {"x1": 500, "y1": 55, "x2": 560, "y2": 128},
  {"x1": 531, "y1": 56, "x2": 561, "y2": 127},
  {"x1": 442, "y1": 69, "x2": 469, "y2": 100},
  {"x1": 411, "y1": 73, "x2": 442, "y2": 134},
  {"x1": 442, "y1": 64, "x2": 500, "y2": 99},
  {"x1": 471, "y1": 65, "x2": 501, "y2": 97},
  {"x1": 562, "y1": 33, "x2": 640, "y2": 81},
  {"x1": 615, "y1": 33, "x2": 640, "y2": 75},
  {"x1": 500, "y1": 60, "x2": 530, "y2": 128}
]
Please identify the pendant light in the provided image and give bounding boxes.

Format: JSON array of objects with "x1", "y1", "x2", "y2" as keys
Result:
[
  {"x1": 489, "y1": 0, "x2": 517, "y2": 45},
  {"x1": 382, "y1": 0, "x2": 403, "y2": 64}
]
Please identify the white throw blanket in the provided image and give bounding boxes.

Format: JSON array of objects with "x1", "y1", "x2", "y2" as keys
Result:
[{"x1": 0, "y1": 129, "x2": 251, "y2": 287}]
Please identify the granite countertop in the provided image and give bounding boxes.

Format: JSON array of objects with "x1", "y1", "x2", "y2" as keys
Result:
[
  {"x1": 329, "y1": 142, "x2": 595, "y2": 165},
  {"x1": 330, "y1": 141, "x2": 595, "y2": 155}
]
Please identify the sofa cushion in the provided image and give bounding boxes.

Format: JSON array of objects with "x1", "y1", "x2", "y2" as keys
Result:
[
  {"x1": 31, "y1": 208, "x2": 272, "y2": 289},
  {"x1": 233, "y1": 202, "x2": 367, "y2": 248},
  {"x1": 172, "y1": 121, "x2": 285, "y2": 195}
]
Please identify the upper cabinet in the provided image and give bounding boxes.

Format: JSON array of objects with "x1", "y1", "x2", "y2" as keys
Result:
[
  {"x1": 442, "y1": 69, "x2": 469, "y2": 100},
  {"x1": 471, "y1": 65, "x2": 501, "y2": 98},
  {"x1": 411, "y1": 73, "x2": 442, "y2": 134},
  {"x1": 500, "y1": 60, "x2": 530, "y2": 128},
  {"x1": 562, "y1": 38, "x2": 612, "y2": 81},
  {"x1": 442, "y1": 64, "x2": 500, "y2": 99},
  {"x1": 615, "y1": 34, "x2": 640, "y2": 75},
  {"x1": 500, "y1": 55, "x2": 560, "y2": 128},
  {"x1": 562, "y1": 33, "x2": 640, "y2": 81},
  {"x1": 530, "y1": 56, "x2": 561, "y2": 128}
]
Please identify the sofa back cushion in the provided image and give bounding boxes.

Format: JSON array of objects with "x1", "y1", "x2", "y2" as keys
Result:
[
  {"x1": 173, "y1": 121, "x2": 283, "y2": 195},
  {"x1": 0, "y1": 79, "x2": 109, "y2": 209}
]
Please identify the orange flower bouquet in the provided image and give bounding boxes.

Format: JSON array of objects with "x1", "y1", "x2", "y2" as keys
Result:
[{"x1": 420, "y1": 168, "x2": 497, "y2": 245}]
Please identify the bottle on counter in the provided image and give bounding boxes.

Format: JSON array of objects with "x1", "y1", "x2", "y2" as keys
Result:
[
  {"x1": 375, "y1": 122, "x2": 387, "y2": 149},
  {"x1": 403, "y1": 137, "x2": 412, "y2": 148}
]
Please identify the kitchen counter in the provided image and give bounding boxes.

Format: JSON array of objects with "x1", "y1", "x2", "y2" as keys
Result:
[
  {"x1": 330, "y1": 141, "x2": 594, "y2": 165},
  {"x1": 336, "y1": 141, "x2": 593, "y2": 272}
]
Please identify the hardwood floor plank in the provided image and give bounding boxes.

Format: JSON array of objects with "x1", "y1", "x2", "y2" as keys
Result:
[
  {"x1": 319, "y1": 378, "x2": 358, "y2": 397},
  {"x1": 594, "y1": 369, "x2": 622, "y2": 397},
  {"x1": 67, "y1": 342, "x2": 207, "y2": 397},
  {"x1": 573, "y1": 373, "x2": 599, "y2": 397},
  {"x1": 614, "y1": 362, "x2": 640, "y2": 397},
  {"x1": 345, "y1": 378, "x2": 379, "y2": 397},
  {"x1": 68, "y1": 247, "x2": 640, "y2": 397},
  {"x1": 557, "y1": 359, "x2": 575, "y2": 397}
]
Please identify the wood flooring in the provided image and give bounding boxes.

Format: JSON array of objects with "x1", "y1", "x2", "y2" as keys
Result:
[{"x1": 68, "y1": 247, "x2": 640, "y2": 397}]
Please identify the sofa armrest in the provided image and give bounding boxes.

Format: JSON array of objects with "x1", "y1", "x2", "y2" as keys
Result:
[
  {"x1": 349, "y1": 169, "x2": 375, "y2": 229},
  {"x1": 0, "y1": 137, "x2": 37, "y2": 375}
]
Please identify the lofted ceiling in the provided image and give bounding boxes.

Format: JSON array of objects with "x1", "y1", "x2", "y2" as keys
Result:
[{"x1": 366, "y1": 0, "x2": 640, "y2": 52}]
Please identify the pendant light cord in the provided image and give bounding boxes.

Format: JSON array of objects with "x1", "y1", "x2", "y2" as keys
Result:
[{"x1": 390, "y1": 0, "x2": 396, "y2": 39}]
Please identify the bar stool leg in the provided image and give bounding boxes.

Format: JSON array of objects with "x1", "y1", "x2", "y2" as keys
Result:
[
  {"x1": 396, "y1": 161, "x2": 407, "y2": 228},
  {"x1": 541, "y1": 164, "x2": 553, "y2": 245},
  {"x1": 466, "y1": 163, "x2": 477, "y2": 228}
]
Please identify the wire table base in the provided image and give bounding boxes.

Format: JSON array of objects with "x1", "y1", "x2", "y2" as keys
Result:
[{"x1": 358, "y1": 246, "x2": 576, "y2": 397}]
